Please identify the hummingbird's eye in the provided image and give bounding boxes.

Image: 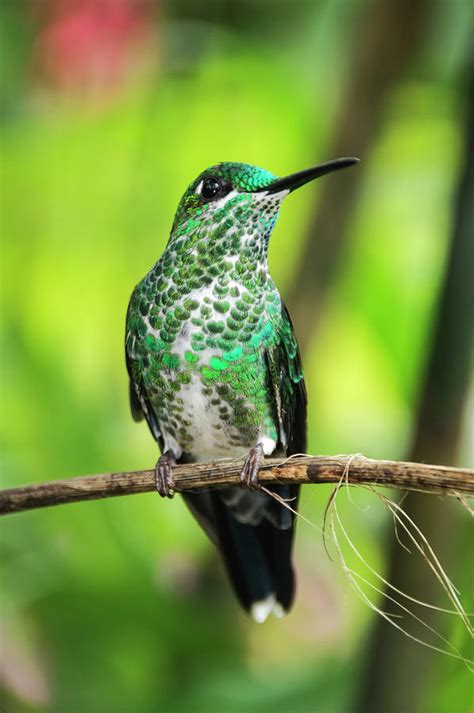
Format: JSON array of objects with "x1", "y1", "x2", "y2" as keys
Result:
[{"x1": 200, "y1": 177, "x2": 222, "y2": 201}]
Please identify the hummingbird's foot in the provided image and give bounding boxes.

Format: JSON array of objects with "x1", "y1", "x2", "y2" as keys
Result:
[
  {"x1": 240, "y1": 444, "x2": 264, "y2": 490},
  {"x1": 155, "y1": 450, "x2": 176, "y2": 498}
]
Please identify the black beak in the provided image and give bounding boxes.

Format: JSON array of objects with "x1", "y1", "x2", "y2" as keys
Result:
[{"x1": 259, "y1": 157, "x2": 360, "y2": 194}]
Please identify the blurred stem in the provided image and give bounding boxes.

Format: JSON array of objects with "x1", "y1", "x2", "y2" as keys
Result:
[
  {"x1": 356, "y1": 66, "x2": 474, "y2": 713},
  {"x1": 287, "y1": 0, "x2": 429, "y2": 353}
]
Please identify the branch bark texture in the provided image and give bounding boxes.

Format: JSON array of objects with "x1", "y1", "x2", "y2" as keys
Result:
[{"x1": 1, "y1": 456, "x2": 472, "y2": 516}]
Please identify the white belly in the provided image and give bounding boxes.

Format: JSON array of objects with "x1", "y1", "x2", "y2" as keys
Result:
[
  {"x1": 160, "y1": 374, "x2": 247, "y2": 461},
  {"x1": 160, "y1": 373, "x2": 277, "y2": 462}
]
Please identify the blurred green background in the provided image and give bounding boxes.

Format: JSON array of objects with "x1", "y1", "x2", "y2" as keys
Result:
[{"x1": 1, "y1": 1, "x2": 473, "y2": 712}]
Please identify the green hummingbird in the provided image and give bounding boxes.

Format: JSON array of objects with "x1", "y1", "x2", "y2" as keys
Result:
[{"x1": 126, "y1": 157, "x2": 358, "y2": 621}]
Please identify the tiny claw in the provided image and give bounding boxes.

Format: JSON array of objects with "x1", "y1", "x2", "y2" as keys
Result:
[
  {"x1": 240, "y1": 444, "x2": 263, "y2": 490},
  {"x1": 155, "y1": 450, "x2": 176, "y2": 498}
]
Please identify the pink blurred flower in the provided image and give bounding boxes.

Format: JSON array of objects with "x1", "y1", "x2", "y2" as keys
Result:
[{"x1": 33, "y1": 0, "x2": 157, "y2": 98}]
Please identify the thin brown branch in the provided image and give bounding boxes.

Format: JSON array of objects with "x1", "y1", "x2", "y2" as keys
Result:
[{"x1": 1, "y1": 456, "x2": 473, "y2": 516}]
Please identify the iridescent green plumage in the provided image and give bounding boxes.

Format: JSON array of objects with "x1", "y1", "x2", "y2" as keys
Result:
[
  {"x1": 126, "y1": 157, "x2": 357, "y2": 620},
  {"x1": 126, "y1": 163, "x2": 304, "y2": 462}
]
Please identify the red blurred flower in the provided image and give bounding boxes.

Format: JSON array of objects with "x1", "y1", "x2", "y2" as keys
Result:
[{"x1": 33, "y1": 0, "x2": 157, "y2": 98}]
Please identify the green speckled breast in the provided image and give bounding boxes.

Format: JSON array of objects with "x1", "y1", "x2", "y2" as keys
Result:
[{"x1": 126, "y1": 186, "x2": 285, "y2": 461}]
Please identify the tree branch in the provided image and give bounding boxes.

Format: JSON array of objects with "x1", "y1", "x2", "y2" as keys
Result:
[{"x1": 1, "y1": 456, "x2": 472, "y2": 515}]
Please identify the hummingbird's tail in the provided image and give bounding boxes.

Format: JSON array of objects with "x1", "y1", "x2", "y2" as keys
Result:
[{"x1": 183, "y1": 486, "x2": 298, "y2": 621}]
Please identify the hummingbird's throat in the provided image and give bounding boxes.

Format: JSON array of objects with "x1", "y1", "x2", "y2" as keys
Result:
[{"x1": 171, "y1": 189, "x2": 282, "y2": 269}]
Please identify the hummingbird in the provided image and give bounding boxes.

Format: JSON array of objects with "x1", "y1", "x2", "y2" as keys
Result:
[{"x1": 126, "y1": 158, "x2": 358, "y2": 622}]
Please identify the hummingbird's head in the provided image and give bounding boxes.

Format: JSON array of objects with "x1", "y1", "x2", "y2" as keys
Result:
[{"x1": 169, "y1": 159, "x2": 359, "y2": 258}]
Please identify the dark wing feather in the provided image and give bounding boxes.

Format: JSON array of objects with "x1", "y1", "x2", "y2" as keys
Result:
[
  {"x1": 257, "y1": 299, "x2": 307, "y2": 610},
  {"x1": 129, "y1": 380, "x2": 144, "y2": 422},
  {"x1": 267, "y1": 299, "x2": 307, "y2": 455}
]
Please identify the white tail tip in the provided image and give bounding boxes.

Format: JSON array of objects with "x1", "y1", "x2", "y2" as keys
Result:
[
  {"x1": 250, "y1": 594, "x2": 287, "y2": 623},
  {"x1": 250, "y1": 594, "x2": 276, "y2": 623}
]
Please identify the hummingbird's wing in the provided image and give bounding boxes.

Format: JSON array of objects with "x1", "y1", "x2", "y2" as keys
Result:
[
  {"x1": 128, "y1": 380, "x2": 145, "y2": 422},
  {"x1": 267, "y1": 300, "x2": 307, "y2": 455},
  {"x1": 243, "y1": 298, "x2": 306, "y2": 612}
]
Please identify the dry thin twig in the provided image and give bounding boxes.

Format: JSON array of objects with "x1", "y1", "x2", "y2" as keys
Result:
[{"x1": 1, "y1": 454, "x2": 473, "y2": 516}]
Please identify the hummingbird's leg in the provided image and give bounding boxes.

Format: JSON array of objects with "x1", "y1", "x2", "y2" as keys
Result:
[
  {"x1": 240, "y1": 443, "x2": 264, "y2": 490},
  {"x1": 155, "y1": 450, "x2": 176, "y2": 498}
]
